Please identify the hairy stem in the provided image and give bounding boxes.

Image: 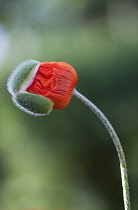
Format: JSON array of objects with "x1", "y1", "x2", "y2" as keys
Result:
[{"x1": 73, "y1": 89, "x2": 131, "y2": 210}]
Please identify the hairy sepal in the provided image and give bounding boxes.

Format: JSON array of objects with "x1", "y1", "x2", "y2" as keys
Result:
[
  {"x1": 13, "y1": 92, "x2": 54, "y2": 116},
  {"x1": 7, "y1": 60, "x2": 40, "y2": 95}
]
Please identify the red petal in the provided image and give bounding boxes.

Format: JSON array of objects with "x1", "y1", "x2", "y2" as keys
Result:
[{"x1": 27, "y1": 62, "x2": 78, "y2": 110}]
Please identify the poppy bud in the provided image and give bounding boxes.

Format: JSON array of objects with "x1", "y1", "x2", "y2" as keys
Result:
[{"x1": 7, "y1": 60, "x2": 78, "y2": 116}]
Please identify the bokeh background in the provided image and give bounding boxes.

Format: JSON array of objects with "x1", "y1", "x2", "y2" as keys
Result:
[{"x1": 0, "y1": 0, "x2": 138, "y2": 209}]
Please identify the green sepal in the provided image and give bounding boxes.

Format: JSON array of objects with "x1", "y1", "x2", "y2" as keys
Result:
[
  {"x1": 13, "y1": 92, "x2": 54, "y2": 116},
  {"x1": 7, "y1": 60, "x2": 40, "y2": 94}
]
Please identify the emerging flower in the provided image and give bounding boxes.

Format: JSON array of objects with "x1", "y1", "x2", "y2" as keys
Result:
[{"x1": 7, "y1": 60, "x2": 78, "y2": 116}]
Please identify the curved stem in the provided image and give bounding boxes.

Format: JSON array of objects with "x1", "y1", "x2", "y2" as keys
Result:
[{"x1": 73, "y1": 89, "x2": 131, "y2": 210}]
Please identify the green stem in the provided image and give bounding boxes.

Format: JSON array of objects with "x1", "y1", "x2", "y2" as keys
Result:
[{"x1": 73, "y1": 89, "x2": 131, "y2": 210}]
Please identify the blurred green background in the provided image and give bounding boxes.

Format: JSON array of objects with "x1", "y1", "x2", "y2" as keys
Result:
[{"x1": 0, "y1": 0, "x2": 138, "y2": 209}]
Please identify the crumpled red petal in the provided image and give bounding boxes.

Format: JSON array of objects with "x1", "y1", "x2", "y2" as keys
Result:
[{"x1": 27, "y1": 62, "x2": 78, "y2": 110}]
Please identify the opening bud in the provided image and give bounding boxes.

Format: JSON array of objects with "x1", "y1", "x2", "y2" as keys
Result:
[{"x1": 7, "y1": 60, "x2": 78, "y2": 116}]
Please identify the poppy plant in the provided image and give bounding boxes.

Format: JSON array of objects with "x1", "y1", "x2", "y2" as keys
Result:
[{"x1": 7, "y1": 60, "x2": 131, "y2": 210}]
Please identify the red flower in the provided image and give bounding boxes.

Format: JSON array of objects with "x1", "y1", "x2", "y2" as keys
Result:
[{"x1": 27, "y1": 62, "x2": 78, "y2": 110}]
